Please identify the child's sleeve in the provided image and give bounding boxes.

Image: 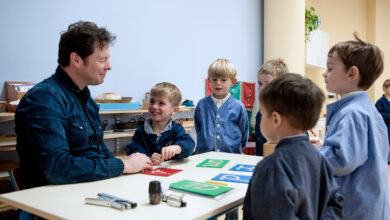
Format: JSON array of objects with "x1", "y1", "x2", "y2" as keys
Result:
[
  {"x1": 319, "y1": 112, "x2": 368, "y2": 176},
  {"x1": 172, "y1": 124, "x2": 195, "y2": 159},
  {"x1": 239, "y1": 105, "x2": 249, "y2": 148},
  {"x1": 248, "y1": 166, "x2": 299, "y2": 219},
  {"x1": 126, "y1": 129, "x2": 148, "y2": 156},
  {"x1": 375, "y1": 99, "x2": 390, "y2": 120}
]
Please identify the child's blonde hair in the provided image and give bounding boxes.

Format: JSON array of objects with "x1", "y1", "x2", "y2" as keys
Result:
[
  {"x1": 383, "y1": 79, "x2": 390, "y2": 89},
  {"x1": 258, "y1": 58, "x2": 289, "y2": 77},
  {"x1": 150, "y1": 82, "x2": 182, "y2": 107},
  {"x1": 208, "y1": 59, "x2": 237, "y2": 80}
]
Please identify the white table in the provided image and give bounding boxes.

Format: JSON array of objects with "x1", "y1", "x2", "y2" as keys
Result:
[{"x1": 0, "y1": 152, "x2": 261, "y2": 220}]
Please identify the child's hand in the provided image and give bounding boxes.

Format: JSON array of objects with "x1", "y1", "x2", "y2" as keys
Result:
[
  {"x1": 151, "y1": 153, "x2": 164, "y2": 166},
  {"x1": 161, "y1": 145, "x2": 182, "y2": 161}
]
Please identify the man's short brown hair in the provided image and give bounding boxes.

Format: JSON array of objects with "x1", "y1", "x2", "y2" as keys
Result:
[
  {"x1": 150, "y1": 82, "x2": 182, "y2": 107},
  {"x1": 58, "y1": 21, "x2": 116, "y2": 67},
  {"x1": 260, "y1": 73, "x2": 324, "y2": 131},
  {"x1": 328, "y1": 33, "x2": 384, "y2": 90}
]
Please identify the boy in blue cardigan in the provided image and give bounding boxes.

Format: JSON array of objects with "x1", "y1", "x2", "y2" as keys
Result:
[
  {"x1": 243, "y1": 73, "x2": 343, "y2": 220},
  {"x1": 194, "y1": 58, "x2": 249, "y2": 154},
  {"x1": 127, "y1": 82, "x2": 195, "y2": 165},
  {"x1": 375, "y1": 79, "x2": 390, "y2": 163}
]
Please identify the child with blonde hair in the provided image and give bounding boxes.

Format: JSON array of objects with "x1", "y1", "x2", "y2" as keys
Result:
[
  {"x1": 251, "y1": 58, "x2": 288, "y2": 155},
  {"x1": 194, "y1": 58, "x2": 249, "y2": 154},
  {"x1": 127, "y1": 82, "x2": 195, "y2": 165}
]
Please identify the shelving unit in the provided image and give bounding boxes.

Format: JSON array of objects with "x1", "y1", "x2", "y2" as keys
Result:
[{"x1": 0, "y1": 106, "x2": 196, "y2": 152}]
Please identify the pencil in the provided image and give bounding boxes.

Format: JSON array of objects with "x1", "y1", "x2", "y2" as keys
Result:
[{"x1": 206, "y1": 181, "x2": 227, "y2": 186}]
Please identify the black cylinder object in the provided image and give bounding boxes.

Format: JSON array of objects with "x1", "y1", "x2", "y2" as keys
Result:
[{"x1": 149, "y1": 181, "x2": 162, "y2": 205}]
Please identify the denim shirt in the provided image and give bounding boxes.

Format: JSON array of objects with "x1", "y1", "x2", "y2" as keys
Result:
[{"x1": 15, "y1": 66, "x2": 124, "y2": 188}]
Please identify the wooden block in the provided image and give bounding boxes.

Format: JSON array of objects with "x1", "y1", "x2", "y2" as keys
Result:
[{"x1": 263, "y1": 142, "x2": 277, "y2": 157}]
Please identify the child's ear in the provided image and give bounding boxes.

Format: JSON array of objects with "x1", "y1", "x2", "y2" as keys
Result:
[
  {"x1": 272, "y1": 111, "x2": 282, "y2": 128},
  {"x1": 347, "y1": 66, "x2": 360, "y2": 82},
  {"x1": 232, "y1": 78, "x2": 238, "y2": 85},
  {"x1": 171, "y1": 106, "x2": 180, "y2": 116}
]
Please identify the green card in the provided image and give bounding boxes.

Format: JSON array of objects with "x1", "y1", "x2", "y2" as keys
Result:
[
  {"x1": 170, "y1": 180, "x2": 233, "y2": 196},
  {"x1": 196, "y1": 159, "x2": 230, "y2": 168}
]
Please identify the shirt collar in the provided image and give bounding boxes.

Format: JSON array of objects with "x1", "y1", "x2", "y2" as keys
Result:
[
  {"x1": 144, "y1": 119, "x2": 172, "y2": 135},
  {"x1": 211, "y1": 93, "x2": 231, "y2": 108},
  {"x1": 55, "y1": 65, "x2": 91, "y2": 102}
]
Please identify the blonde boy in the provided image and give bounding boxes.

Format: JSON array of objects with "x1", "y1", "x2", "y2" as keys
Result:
[
  {"x1": 194, "y1": 59, "x2": 249, "y2": 154},
  {"x1": 127, "y1": 82, "x2": 195, "y2": 165},
  {"x1": 320, "y1": 34, "x2": 389, "y2": 219},
  {"x1": 251, "y1": 58, "x2": 288, "y2": 156},
  {"x1": 243, "y1": 73, "x2": 342, "y2": 219}
]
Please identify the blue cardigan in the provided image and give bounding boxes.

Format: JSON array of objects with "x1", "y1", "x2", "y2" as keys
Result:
[
  {"x1": 194, "y1": 96, "x2": 249, "y2": 154},
  {"x1": 127, "y1": 120, "x2": 195, "y2": 159}
]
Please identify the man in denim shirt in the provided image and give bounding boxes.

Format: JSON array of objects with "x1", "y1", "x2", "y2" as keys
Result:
[{"x1": 15, "y1": 21, "x2": 153, "y2": 189}]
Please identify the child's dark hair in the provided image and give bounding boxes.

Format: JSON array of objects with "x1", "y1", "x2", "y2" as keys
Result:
[
  {"x1": 260, "y1": 73, "x2": 324, "y2": 131},
  {"x1": 328, "y1": 32, "x2": 384, "y2": 90}
]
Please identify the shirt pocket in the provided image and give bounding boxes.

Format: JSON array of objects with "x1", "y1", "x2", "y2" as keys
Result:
[{"x1": 68, "y1": 120, "x2": 89, "y2": 147}]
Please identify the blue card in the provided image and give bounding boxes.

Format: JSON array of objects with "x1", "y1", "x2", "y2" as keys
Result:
[
  {"x1": 229, "y1": 164, "x2": 256, "y2": 172},
  {"x1": 212, "y1": 173, "x2": 251, "y2": 184}
]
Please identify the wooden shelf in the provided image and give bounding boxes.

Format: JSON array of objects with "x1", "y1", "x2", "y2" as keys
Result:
[
  {"x1": 0, "y1": 136, "x2": 16, "y2": 151},
  {"x1": 103, "y1": 131, "x2": 135, "y2": 140},
  {"x1": 0, "y1": 112, "x2": 15, "y2": 122}
]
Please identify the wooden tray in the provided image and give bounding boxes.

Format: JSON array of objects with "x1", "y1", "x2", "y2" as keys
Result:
[{"x1": 94, "y1": 97, "x2": 132, "y2": 103}]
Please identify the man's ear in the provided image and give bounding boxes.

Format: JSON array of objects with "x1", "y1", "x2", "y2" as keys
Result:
[
  {"x1": 70, "y1": 52, "x2": 81, "y2": 68},
  {"x1": 347, "y1": 66, "x2": 360, "y2": 82}
]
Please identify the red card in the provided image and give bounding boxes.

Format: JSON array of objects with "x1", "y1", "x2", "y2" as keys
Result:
[{"x1": 142, "y1": 168, "x2": 183, "y2": 177}]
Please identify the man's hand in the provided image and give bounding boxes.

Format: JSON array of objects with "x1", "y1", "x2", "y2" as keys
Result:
[
  {"x1": 151, "y1": 153, "x2": 164, "y2": 166},
  {"x1": 161, "y1": 145, "x2": 182, "y2": 160},
  {"x1": 121, "y1": 153, "x2": 153, "y2": 173}
]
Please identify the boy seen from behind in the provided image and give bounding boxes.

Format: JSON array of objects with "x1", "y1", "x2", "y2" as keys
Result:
[
  {"x1": 243, "y1": 73, "x2": 343, "y2": 220},
  {"x1": 127, "y1": 82, "x2": 195, "y2": 165},
  {"x1": 194, "y1": 58, "x2": 249, "y2": 154},
  {"x1": 319, "y1": 34, "x2": 389, "y2": 219},
  {"x1": 250, "y1": 58, "x2": 288, "y2": 156},
  {"x1": 375, "y1": 79, "x2": 390, "y2": 163}
]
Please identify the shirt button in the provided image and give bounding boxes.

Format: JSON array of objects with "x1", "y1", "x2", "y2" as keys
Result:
[
  {"x1": 217, "y1": 124, "x2": 220, "y2": 127},
  {"x1": 217, "y1": 149, "x2": 220, "y2": 152},
  {"x1": 80, "y1": 126, "x2": 83, "y2": 130},
  {"x1": 217, "y1": 135, "x2": 220, "y2": 139},
  {"x1": 217, "y1": 115, "x2": 220, "y2": 118}
]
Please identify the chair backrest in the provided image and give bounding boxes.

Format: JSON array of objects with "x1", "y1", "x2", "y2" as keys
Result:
[{"x1": 8, "y1": 167, "x2": 23, "y2": 191}]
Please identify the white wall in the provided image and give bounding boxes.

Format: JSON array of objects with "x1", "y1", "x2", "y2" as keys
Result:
[{"x1": 0, "y1": 0, "x2": 263, "y2": 103}]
